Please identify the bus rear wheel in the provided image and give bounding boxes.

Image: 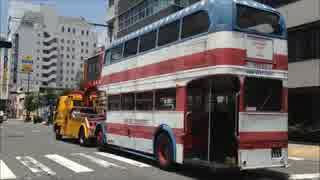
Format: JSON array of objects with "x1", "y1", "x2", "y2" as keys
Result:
[{"x1": 156, "y1": 133, "x2": 174, "y2": 169}]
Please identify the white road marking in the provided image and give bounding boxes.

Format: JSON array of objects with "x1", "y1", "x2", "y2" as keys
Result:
[
  {"x1": 288, "y1": 156, "x2": 305, "y2": 161},
  {"x1": 290, "y1": 173, "x2": 320, "y2": 180},
  {"x1": 95, "y1": 152, "x2": 150, "y2": 168},
  {"x1": 0, "y1": 160, "x2": 16, "y2": 179},
  {"x1": 71, "y1": 153, "x2": 125, "y2": 169},
  {"x1": 16, "y1": 156, "x2": 56, "y2": 176},
  {"x1": 45, "y1": 154, "x2": 93, "y2": 173}
]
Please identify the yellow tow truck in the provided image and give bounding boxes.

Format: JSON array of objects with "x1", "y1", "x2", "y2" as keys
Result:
[{"x1": 53, "y1": 91, "x2": 104, "y2": 146}]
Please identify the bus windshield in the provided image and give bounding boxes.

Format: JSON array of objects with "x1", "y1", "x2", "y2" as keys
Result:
[
  {"x1": 245, "y1": 77, "x2": 282, "y2": 112},
  {"x1": 236, "y1": 4, "x2": 282, "y2": 36}
]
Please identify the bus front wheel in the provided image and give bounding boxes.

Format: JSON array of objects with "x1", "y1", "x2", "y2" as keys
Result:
[
  {"x1": 156, "y1": 133, "x2": 174, "y2": 169},
  {"x1": 96, "y1": 129, "x2": 106, "y2": 151}
]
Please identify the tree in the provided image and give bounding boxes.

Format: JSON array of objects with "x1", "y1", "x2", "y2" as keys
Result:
[
  {"x1": 24, "y1": 94, "x2": 39, "y2": 112},
  {"x1": 24, "y1": 93, "x2": 39, "y2": 122}
]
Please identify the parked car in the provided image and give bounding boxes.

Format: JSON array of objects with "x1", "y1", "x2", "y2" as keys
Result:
[{"x1": 0, "y1": 110, "x2": 7, "y2": 123}]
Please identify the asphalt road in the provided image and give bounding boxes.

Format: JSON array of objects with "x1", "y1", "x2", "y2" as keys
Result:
[{"x1": 0, "y1": 119, "x2": 319, "y2": 180}]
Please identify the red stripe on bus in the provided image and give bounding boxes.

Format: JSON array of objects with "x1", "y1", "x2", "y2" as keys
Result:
[
  {"x1": 239, "y1": 131, "x2": 288, "y2": 149},
  {"x1": 106, "y1": 123, "x2": 184, "y2": 144},
  {"x1": 101, "y1": 48, "x2": 288, "y2": 86}
]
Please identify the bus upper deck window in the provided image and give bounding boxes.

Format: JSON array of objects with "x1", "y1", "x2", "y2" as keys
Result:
[
  {"x1": 237, "y1": 4, "x2": 282, "y2": 36},
  {"x1": 181, "y1": 11, "x2": 210, "y2": 39}
]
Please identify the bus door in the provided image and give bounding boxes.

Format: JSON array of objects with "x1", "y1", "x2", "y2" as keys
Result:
[{"x1": 207, "y1": 77, "x2": 239, "y2": 165}]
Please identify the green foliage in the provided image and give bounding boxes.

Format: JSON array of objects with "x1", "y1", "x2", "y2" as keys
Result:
[{"x1": 24, "y1": 94, "x2": 39, "y2": 112}]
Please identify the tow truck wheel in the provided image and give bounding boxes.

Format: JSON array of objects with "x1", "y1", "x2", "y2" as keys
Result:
[
  {"x1": 55, "y1": 127, "x2": 62, "y2": 140},
  {"x1": 78, "y1": 128, "x2": 88, "y2": 146},
  {"x1": 156, "y1": 133, "x2": 174, "y2": 170}
]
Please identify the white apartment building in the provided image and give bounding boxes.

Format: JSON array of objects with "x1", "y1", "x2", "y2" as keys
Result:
[{"x1": 11, "y1": 5, "x2": 98, "y2": 92}]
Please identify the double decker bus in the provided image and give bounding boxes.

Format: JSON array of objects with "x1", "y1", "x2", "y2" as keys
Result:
[{"x1": 95, "y1": 0, "x2": 288, "y2": 170}]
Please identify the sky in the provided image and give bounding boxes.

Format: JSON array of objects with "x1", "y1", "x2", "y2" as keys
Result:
[
  {"x1": 9, "y1": 0, "x2": 107, "y2": 24},
  {"x1": 7, "y1": 0, "x2": 108, "y2": 43}
]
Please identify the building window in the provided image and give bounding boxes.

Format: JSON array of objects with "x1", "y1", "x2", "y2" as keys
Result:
[
  {"x1": 67, "y1": 28, "x2": 71, "y2": 32},
  {"x1": 67, "y1": 55, "x2": 70, "y2": 59},
  {"x1": 62, "y1": 26, "x2": 65, "y2": 32},
  {"x1": 37, "y1": 49, "x2": 40, "y2": 53},
  {"x1": 73, "y1": 28, "x2": 76, "y2": 34},
  {"x1": 38, "y1": 33, "x2": 41, "y2": 37},
  {"x1": 81, "y1": 41, "x2": 84, "y2": 46},
  {"x1": 61, "y1": 46, "x2": 64, "y2": 50},
  {"x1": 67, "y1": 47, "x2": 70, "y2": 52},
  {"x1": 85, "y1": 49, "x2": 89, "y2": 53},
  {"x1": 37, "y1": 57, "x2": 40, "y2": 60},
  {"x1": 81, "y1": 30, "x2": 84, "y2": 35},
  {"x1": 86, "y1": 31, "x2": 89, "y2": 36},
  {"x1": 61, "y1": 54, "x2": 64, "y2": 58},
  {"x1": 72, "y1": 40, "x2": 75, "y2": 44},
  {"x1": 109, "y1": 0, "x2": 114, "y2": 7},
  {"x1": 72, "y1": 62, "x2": 74, "y2": 66},
  {"x1": 86, "y1": 42, "x2": 89, "y2": 46},
  {"x1": 93, "y1": 43, "x2": 97, "y2": 47},
  {"x1": 288, "y1": 24, "x2": 320, "y2": 62},
  {"x1": 80, "y1": 63, "x2": 83, "y2": 68},
  {"x1": 61, "y1": 39, "x2": 64, "y2": 43},
  {"x1": 72, "y1": 48, "x2": 75, "y2": 52},
  {"x1": 72, "y1": 55, "x2": 75, "y2": 59},
  {"x1": 139, "y1": 30, "x2": 156, "y2": 53},
  {"x1": 181, "y1": 11, "x2": 210, "y2": 39},
  {"x1": 67, "y1": 40, "x2": 70, "y2": 44},
  {"x1": 81, "y1": 49, "x2": 84, "y2": 53},
  {"x1": 124, "y1": 37, "x2": 138, "y2": 57},
  {"x1": 81, "y1": 56, "x2": 83, "y2": 60},
  {"x1": 158, "y1": 20, "x2": 180, "y2": 46}
]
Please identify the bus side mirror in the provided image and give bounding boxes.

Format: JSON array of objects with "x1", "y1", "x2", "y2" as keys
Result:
[{"x1": 0, "y1": 41, "x2": 12, "y2": 48}]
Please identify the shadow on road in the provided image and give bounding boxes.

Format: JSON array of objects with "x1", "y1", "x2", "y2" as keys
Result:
[{"x1": 97, "y1": 147, "x2": 289, "y2": 180}]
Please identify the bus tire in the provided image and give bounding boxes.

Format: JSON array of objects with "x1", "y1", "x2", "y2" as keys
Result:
[
  {"x1": 78, "y1": 127, "x2": 88, "y2": 146},
  {"x1": 156, "y1": 133, "x2": 174, "y2": 169},
  {"x1": 96, "y1": 129, "x2": 106, "y2": 151},
  {"x1": 55, "y1": 126, "x2": 62, "y2": 140}
]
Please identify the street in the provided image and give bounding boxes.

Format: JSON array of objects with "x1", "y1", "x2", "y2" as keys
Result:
[{"x1": 0, "y1": 119, "x2": 318, "y2": 180}]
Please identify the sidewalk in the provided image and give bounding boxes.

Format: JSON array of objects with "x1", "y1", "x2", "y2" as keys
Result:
[{"x1": 288, "y1": 143, "x2": 320, "y2": 161}]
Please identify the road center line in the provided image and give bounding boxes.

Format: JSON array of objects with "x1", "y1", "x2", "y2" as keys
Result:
[
  {"x1": 71, "y1": 153, "x2": 125, "y2": 169},
  {"x1": 45, "y1": 154, "x2": 93, "y2": 173},
  {"x1": 16, "y1": 156, "x2": 56, "y2": 176},
  {"x1": 0, "y1": 160, "x2": 16, "y2": 180},
  {"x1": 290, "y1": 173, "x2": 320, "y2": 180},
  {"x1": 95, "y1": 152, "x2": 150, "y2": 167}
]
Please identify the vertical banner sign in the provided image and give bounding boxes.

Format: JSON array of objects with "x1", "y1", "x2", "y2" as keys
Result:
[{"x1": 21, "y1": 55, "x2": 33, "y2": 73}]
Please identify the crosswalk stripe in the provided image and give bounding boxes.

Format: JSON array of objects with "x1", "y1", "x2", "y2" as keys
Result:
[
  {"x1": 288, "y1": 156, "x2": 305, "y2": 161},
  {"x1": 72, "y1": 153, "x2": 125, "y2": 169},
  {"x1": 45, "y1": 154, "x2": 93, "y2": 173},
  {"x1": 0, "y1": 160, "x2": 16, "y2": 180},
  {"x1": 16, "y1": 156, "x2": 56, "y2": 176},
  {"x1": 290, "y1": 173, "x2": 320, "y2": 180},
  {"x1": 95, "y1": 152, "x2": 150, "y2": 168}
]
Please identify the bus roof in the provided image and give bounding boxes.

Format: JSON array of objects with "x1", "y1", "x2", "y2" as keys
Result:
[{"x1": 109, "y1": 0, "x2": 279, "y2": 48}]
